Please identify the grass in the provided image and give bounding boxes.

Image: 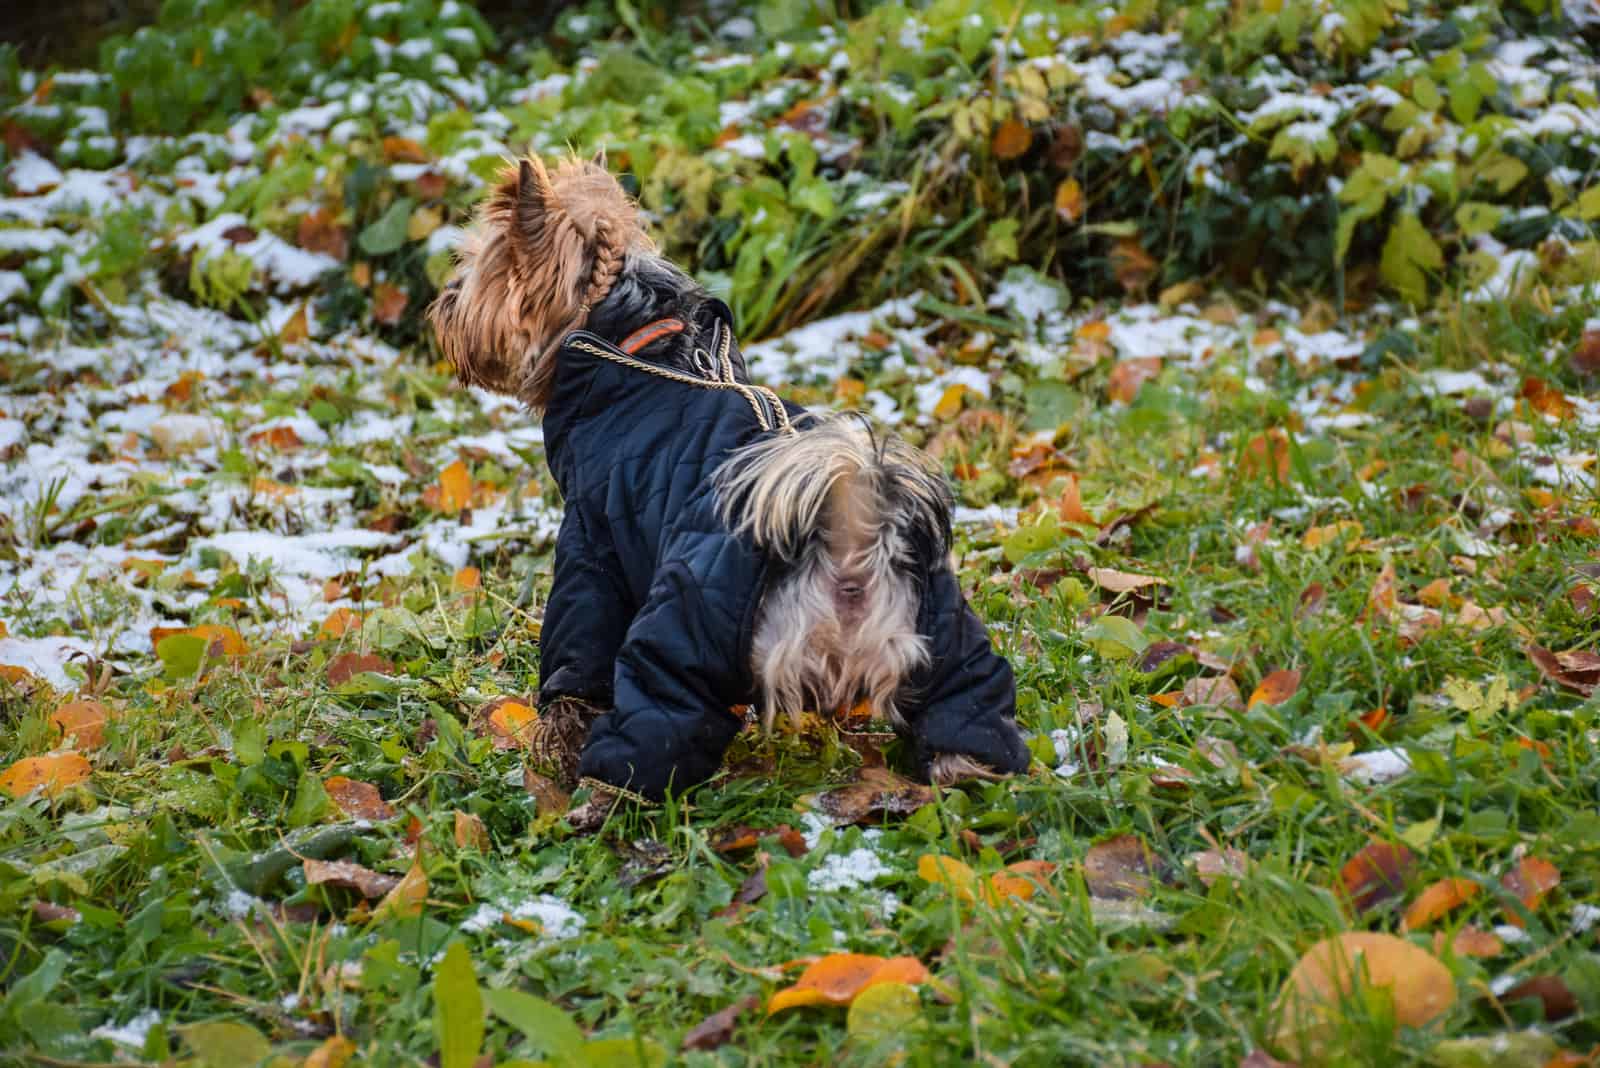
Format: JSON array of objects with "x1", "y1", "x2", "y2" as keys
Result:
[{"x1": 2, "y1": 1, "x2": 1600, "y2": 1065}]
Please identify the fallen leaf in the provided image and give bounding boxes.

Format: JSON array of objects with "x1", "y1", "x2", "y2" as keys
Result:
[
  {"x1": 381, "y1": 135, "x2": 428, "y2": 163},
  {"x1": 1501, "y1": 856, "x2": 1560, "y2": 925},
  {"x1": 1401, "y1": 878, "x2": 1481, "y2": 931},
  {"x1": 1271, "y1": 932, "x2": 1455, "y2": 1063},
  {"x1": 1498, "y1": 975, "x2": 1576, "y2": 1021},
  {"x1": 1190, "y1": 848, "x2": 1250, "y2": 886},
  {"x1": 1054, "y1": 177, "x2": 1084, "y2": 222},
  {"x1": 323, "y1": 776, "x2": 393, "y2": 821},
  {"x1": 486, "y1": 700, "x2": 538, "y2": 750},
  {"x1": 278, "y1": 303, "x2": 310, "y2": 345},
  {"x1": 1058, "y1": 472, "x2": 1096, "y2": 526},
  {"x1": 987, "y1": 859, "x2": 1058, "y2": 903},
  {"x1": 453, "y1": 811, "x2": 488, "y2": 851},
  {"x1": 806, "y1": 766, "x2": 935, "y2": 826},
  {"x1": 1181, "y1": 675, "x2": 1245, "y2": 712},
  {"x1": 1572, "y1": 328, "x2": 1600, "y2": 376},
  {"x1": 1302, "y1": 521, "x2": 1362, "y2": 550},
  {"x1": 0, "y1": 753, "x2": 92, "y2": 798},
  {"x1": 1086, "y1": 567, "x2": 1165, "y2": 595},
  {"x1": 846, "y1": 981, "x2": 920, "y2": 1039},
  {"x1": 303, "y1": 857, "x2": 401, "y2": 899},
  {"x1": 1431, "y1": 1032, "x2": 1559, "y2": 1067},
  {"x1": 1526, "y1": 645, "x2": 1599, "y2": 697},
  {"x1": 50, "y1": 700, "x2": 110, "y2": 748},
  {"x1": 1084, "y1": 834, "x2": 1163, "y2": 900},
  {"x1": 453, "y1": 566, "x2": 481, "y2": 591},
  {"x1": 319, "y1": 607, "x2": 363, "y2": 639},
  {"x1": 435, "y1": 460, "x2": 472, "y2": 515},
  {"x1": 1110, "y1": 238, "x2": 1158, "y2": 294},
  {"x1": 991, "y1": 119, "x2": 1032, "y2": 160},
  {"x1": 1435, "y1": 926, "x2": 1503, "y2": 959},
  {"x1": 150, "y1": 623, "x2": 247, "y2": 657},
  {"x1": 768, "y1": 954, "x2": 928, "y2": 1014},
  {"x1": 297, "y1": 210, "x2": 349, "y2": 261},
  {"x1": 1298, "y1": 582, "x2": 1326, "y2": 619},
  {"x1": 373, "y1": 858, "x2": 427, "y2": 921},
  {"x1": 1367, "y1": 560, "x2": 1398, "y2": 622},
  {"x1": 326, "y1": 652, "x2": 394, "y2": 686},
  {"x1": 1337, "y1": 841, "x2": 1416, "y2": 913},
  {"x1": 247, "y1": 424, "x2": 304, "y2": 451},
  {"x1": 1249, "y1": 669, "x2": 1302, "y2": 709},
  {"x1": 932, "y1": 383, "x2": 967, "y2": 420},
  {"x1": 1520, "y1": 376, "x2": 1575, "y2": 420},
  {"x1": 1108, "y1": 358, "x2": 1161, "y2": 404},
  {"x1": 371, "y1": 281, "x2": 408, "y2": 326},
  {"x1": 304, "y1": 1035, "x2": 356, "y2": 1068},
  {"x1": 682, "y1": 995, "x2": 758, "y2": 1051},
  {"x1": 521, "y1": 767, "x2": 570, "y2": 816},
  {"x1": 919, "y1": 853, "x2": 980, "y2": 903},
  {"x1": 1239, "y1": 429, "x2": 1292, "y2": 482}
]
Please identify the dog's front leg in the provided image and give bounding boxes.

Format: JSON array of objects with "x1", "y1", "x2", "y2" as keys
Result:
[{"x1": 535, "y1": 509, "x2": 631, "y2": 785}]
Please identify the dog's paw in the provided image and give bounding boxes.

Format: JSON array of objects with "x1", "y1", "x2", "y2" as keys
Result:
[
  {"x1": 531, "y1": 696, "x2": 606, "y2": 788},
  {"x1": 927, "y1": 752, "x2": 1009, "y2": 787}
]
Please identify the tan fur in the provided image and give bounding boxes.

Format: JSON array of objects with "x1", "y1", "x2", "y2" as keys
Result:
[
  {"x1": 427, "y1": 154, "x2": 652, "y2": 409},
  {"x1": 716, "y1": 416, "x2": 946, "y2": 732},
  {"x1": 927, "y1": 753, "x2": 1003, "y2": 786}
]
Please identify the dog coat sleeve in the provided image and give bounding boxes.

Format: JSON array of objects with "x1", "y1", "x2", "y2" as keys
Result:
[
  {"x1": 901, "y1": 566, "x2": 1031, "y2": 778},
  {"x1": 576, "y1": 526, "x2": 758, "y2": 801},
  {"x1": 538, "y1": 507, "x2": 631, "y2": 708}
]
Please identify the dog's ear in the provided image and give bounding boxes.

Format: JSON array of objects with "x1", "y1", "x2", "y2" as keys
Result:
[{"x1": 515, "y1": 157, "x2": 551, "y2": 238}]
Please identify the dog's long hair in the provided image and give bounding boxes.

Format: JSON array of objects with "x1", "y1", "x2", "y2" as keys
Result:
[
  {"x1": 714, "y1": 415, "x2": 952, "y2": 731},
  {"x1": 430, "y1": 154, "x2": 980, "y2": 761}
]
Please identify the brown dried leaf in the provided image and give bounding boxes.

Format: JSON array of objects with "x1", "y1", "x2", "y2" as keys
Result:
[
  {"x1": 1086, "y1": 567, "x2": 1165, "y2": 594},
  {"x1": 453, "y1": 811, "x2": 489, "y2": 851},
  {"x1": 682, "y1": 995, "x2": 759, "y2": 1051},
  {"x1": 1401, "y1": 878, "x2": 1480, "y2": 931},
  {"x1": 326, "y1": 652, "x2": 394, "y2": 686},
  {"x1": 303, "y1": 857, "x2": 401, "y2": 899},
  {"x1": 1501, "y1": 856, "x2": 1560, "y2": 924},
  {"x1": 371, "y1": 281, "x2": 408, "y2": 327},
  {"x1": 1572, "y1": 328, "x2": 1600, "y2": 376},
  {"x1": 296, "y1": 209, "x2": 348, "y2": 260},
  {"x1": 522, "y1": 767, "x2": 570, "y2": 816},
  {"x1": 1336, "y1": 841, "x2": 1416, "y2": 913},
  {"x1": 1190, "y1": 848, "x2": 1250, "y2": 886},
  {"x1": 806, "y1": 766, "x2": 935, "y2": 826},
  {"x1": 1083, "y1": 833, "x2": 1162, "y2": 900},
  {"x1": 991, "y1": 119, "x2": 1032, "y2": 160},
  {"x1": 1182, "y1": 675, "x2": 1244, "y2": 712},
  {"x1": 1436, "y1": 926, "x2": 1504, "y2": 958},
  {"x1": 1526, "y1": 644, "x2": 1599, "y2": 697},
  {"x1": 1498, "y1": 975, "x2": 1576, "y2": 1020},
  {"x1": 1107, "y1": 358, "x2": 1162, "y2": 404}
]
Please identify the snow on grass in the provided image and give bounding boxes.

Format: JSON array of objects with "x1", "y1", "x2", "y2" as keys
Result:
[{"x1": 807, "y1": 847, "x2": 892, "y2": 891}]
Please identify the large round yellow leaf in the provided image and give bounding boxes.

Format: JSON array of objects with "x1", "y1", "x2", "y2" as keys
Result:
[
  {"x1": 1, "y1": 753, "x2": 92, "y2": 798},
  {"x1": 1272, "y1": 932, "x2": 1455, "y2": 1064},
  {"x1": 846, "y1": 982, "x2": 920, "y2": 1039}
]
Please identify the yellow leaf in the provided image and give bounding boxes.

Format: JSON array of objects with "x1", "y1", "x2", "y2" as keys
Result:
[
  {"x1": 1, "y1": 753, "x2": 92, "y2": 798},
  {"x1": 374, "y1": 859, "x2": 427, "y2": 921},
  {"x1": 1054, "y1": 177, "x2": 1084, "y2": 222},
  {"x1": 150, "y1": 624, "x2": 248, "y2": 657},
  {"x1": 846, "y1": 982, "x2": 920, "y2": 1037},
  {"x1": 278, "y1": 303, "x2": 310, "y2": 345},
  {"x1": 1401, "y1": 878, "x2": 1480, "y2": 931},
  {"x1": 1302, "y1": 520, "x2": 1363, "y2": 550},
  {"x1": 932, "y1": 384, "x2": 967, "y2": 420},
  {"x1": 918, "y1": 854, "x2": 978, "y2": 903},
  {"x1": 437, "y1": 460, "x2": 471, "y2": 514},
  {"x1": 766, "y1": 987, "x2": 833, "y2": 1014},
  {"x1": 453, "y1": 811, "x2": 489, "y2": 851},
  {"x1": 1271, "y1": 932, "x2": 1454, "y2": 1063},
  {"x1": 305, "y1": 1035, "x2": 355, "y2": 1068},
  {"x1": 1248, "y1": 669, "x2": 1302, "y2": 708},
  {"x1": 487, "y1": 701, "x2": 538, "y2": 749},
  {"x1": 407, "y1": 204, "x2": 444, "y2": 241},
  {"x1": 452, "y1": 566, "x2": 481, "y2": 592}
]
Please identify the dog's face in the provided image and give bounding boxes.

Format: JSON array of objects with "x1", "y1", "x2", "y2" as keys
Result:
[{"x1": 428, "y1": 155, "x2": 650, "y2": 408}]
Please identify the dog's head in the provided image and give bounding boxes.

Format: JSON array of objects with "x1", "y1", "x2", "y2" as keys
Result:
[{"x1": 427, "y1": 154, "x2": 652, "y2": 409}]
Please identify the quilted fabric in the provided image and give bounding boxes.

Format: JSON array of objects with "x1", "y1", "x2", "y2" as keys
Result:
[{"x1": 538, "y1": 312, "x2": 1028, "y2": 800}]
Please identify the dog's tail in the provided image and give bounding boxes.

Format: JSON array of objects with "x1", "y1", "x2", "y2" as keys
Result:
[{"x1": 713, "y1": 414, "x2": 953, "y2": 728}]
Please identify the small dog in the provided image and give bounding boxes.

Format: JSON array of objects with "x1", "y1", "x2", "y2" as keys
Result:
[{"x1": 429, "y1": 155, "x2": 1029, "y2": 805}]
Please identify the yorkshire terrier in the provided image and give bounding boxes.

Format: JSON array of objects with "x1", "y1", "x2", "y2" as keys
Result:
[{"x1": 428, "y1": 155, "x2": 1029, "y2": 810}]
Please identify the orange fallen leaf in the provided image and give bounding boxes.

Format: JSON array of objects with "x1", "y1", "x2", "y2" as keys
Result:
[
  {"x1": 1109, "y1": 238, "x2": 1157, "y2": 294},
  {"x1": 1501, "y1": 856, "x2": 1560, "y2": 925},
  {"x1": 303, "y1": 1035, "x2": 356, "y2": 1068},
  {"x1": 991, "y1": 119, "x2": 1032, "y2": 160},
  {"x1": 1302, "y1": 520, "x2": 1362, "y2": 550},
  {"x1": 371, "y1": 281, "x2": 408, "y2": 327},
  {"x1": 1057, "y1": 472, "x2": 1096, "y2": 526},
  {"x1": 247, "y1": 424, "x2": 304, "y2": 451},
  {"x1": 1238, "y1": 429, "x2": 1292, "y2": 482},
  {"x1": 319, "y1": 607, "x2": 363, "y2": 639},
  {"x1": 932, "y1": 384, "x2": 967, "y2": 421},
  {"x1": 767, "y1": 954, "x2": 928, "y2": 1014},
  {"x1": 324, "y1": 776, "x2": 393, "y2": 821},
  {"x1": 381, "y1": 135, "x2": 429, "y2": 163},
  {"x1": 1150, "y1": 691, "x2": 1183, "y2": 709},
  {"x1": 987, "y1": 860, "x2": 1058, "y2": 903},
  {"x1": 1248, "y1": 669, "x2": 1301, "y2": 709},
  {"x1": 50, "y1": 700, "x2": 111, "y2": 748},
  {"x1": 436, "y1": 460, "x2": 472, "y2": 515},
  {"x1": 1520, "y1": 376, "x2": 1575, "y2": 420},
  {"x1": 326, "y1": 652, "x2": 394, "y2": 686},
  {"x1": 1416, "y1": 578, "x2": 1452, "y2": 608},
  {"x1": 1436, "y1": 925, "x2": 1503, "y2": 959},
  {"x1": 1, "y1": 753, "x2": 92, "y2": 798},
  {"x1": 486, "y1": 700, "x2": 538, "y2": 750},
  {"x1": 1366, "y1": 560, "x2": 1398, "y2": 622},
  {"x1": 1272, "y1": 933, "x2": 1454, "y2": 1062},
  {"x1": 1107, "y1": 357, "x2": 1161, "y2": 404},
  {"x1": 150, "y1": 623, "x2": 247, "y2": 657},
  {"x1": 453, "y1": 566, "x2": 481, "y2": 592},
  {"x1": 1399, "y1": 879, "x2": 1480, "y2": 931}
]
